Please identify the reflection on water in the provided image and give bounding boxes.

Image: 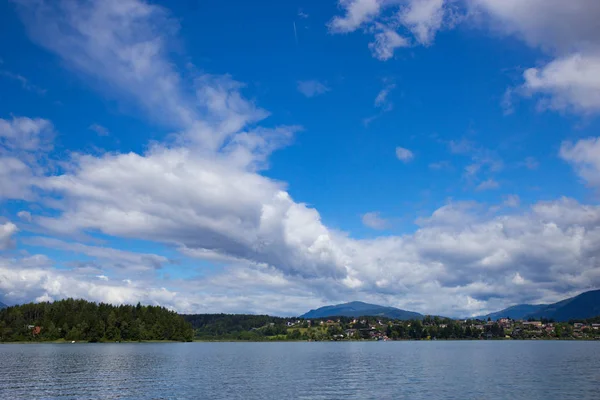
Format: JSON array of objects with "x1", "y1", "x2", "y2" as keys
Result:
[{"x1": 1, "y1": 341, "x2": 599, "y2": 399}]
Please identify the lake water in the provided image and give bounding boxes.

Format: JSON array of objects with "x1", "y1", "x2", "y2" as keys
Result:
[{"x1": 1, "y1": 341, "x2": 599, "y2": 399}]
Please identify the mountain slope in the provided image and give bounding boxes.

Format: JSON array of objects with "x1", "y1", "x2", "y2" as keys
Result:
[
  {"x1": 0, "y1": 301, "x2": 7, "y2": 309},
  {"x1": 475, "y1": 304, "x2": 547, "y2": 321},
  {"x1": 526, "y1": 290, "x2": 600, "y2": 321},
  {"x1": 300, "y1": 301, "x2": 423, "y2": 320},
  {"x1": 479, "y1": 290, "x2": 600, "y2": 322}
]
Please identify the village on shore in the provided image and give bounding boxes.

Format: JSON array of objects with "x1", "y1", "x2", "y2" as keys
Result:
[
  {"x1": 282, "y1": 316, "x2": 600, "y2": 341},
  {"x1": 187, "y1": 313, "x2": 600, "y2": 341}
]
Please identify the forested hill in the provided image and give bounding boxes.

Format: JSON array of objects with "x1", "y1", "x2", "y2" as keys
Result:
[
  {"x1": 0, "y1": 299, "x2": 193, "y2": 342},
  {"x1": 182, "y1": 313, "x2": 288, "y2": 340}
]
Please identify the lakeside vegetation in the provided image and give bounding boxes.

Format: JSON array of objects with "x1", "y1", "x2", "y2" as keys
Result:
[
  {"x1": 183, "y1": 314, "x2": 600, "y2": 341},
  {"x1": 2, "y1": 299, "x2": 600, "y2": 343},
  {"x1": 0, "y1": 299, "x2": 193, "y2": 342}
]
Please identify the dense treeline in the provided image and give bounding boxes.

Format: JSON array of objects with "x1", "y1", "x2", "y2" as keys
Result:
[
  {"x1": 570, "y1": 316, "x2": 600, "y2": 324},
  {"x1": 182, "y1": 314, "x2": 289, "y2": 340},
  {"x1": 180, "y1": 314, "x2": 496, "y2": 341},
  {"x1": 0, "y1": 299, "x2": 193, "y2": 342}
]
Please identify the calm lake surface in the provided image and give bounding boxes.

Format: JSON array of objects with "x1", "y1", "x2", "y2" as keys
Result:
[{"x1": 1, "y1": 341, "x2": 600, "y2": 399}]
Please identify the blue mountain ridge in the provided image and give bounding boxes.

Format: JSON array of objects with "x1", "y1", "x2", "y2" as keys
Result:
[
  {"x1": 475, "y1": 290, "x2": 600, "y2": 322},
  {"x1": 0, "y1": 301, "x2": 7, "y2": 309},
  {"x1": 300, "y1": 301, "x2": 423, "y2": 320},
  {"x1": 302, "y1": 290, "x2": 600, "y2": 322}
]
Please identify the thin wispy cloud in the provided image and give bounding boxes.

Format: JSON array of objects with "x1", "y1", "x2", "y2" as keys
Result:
[
  {"x1": 0, "y1": 70, "x2": 46, "y2": 95},
  {"x1": 476, "y1": 178, "x2": 500, "y2": 191},
  {"x1": 364, "y1": 81, "x2": 396, "y2": 126},
  {"x1": 297, "y1": 80, "x2": 330, "y2": 98},
  {"x1": 88, "y1": 123, "x2": 109, "y2": 136},
  {"x1": 361, "y1": 212, "x2": 389, "y2": 230}
]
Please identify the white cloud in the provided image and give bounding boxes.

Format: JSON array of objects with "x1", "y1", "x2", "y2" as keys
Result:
[
  {"x1": 471, "y1": 0, "x2": 600, "y2": 115},
  {"x1": 470, "y1": 0, "x2": 600, "y2": 53},
  {"x1": 560, "y1": 136, "x2": 600, "y2": 188},
  {"x1": 522, "y1": 53, "x2": 600, "y2": 114},
  {"x1": 476, "y1": 178, "x2": 499, "y2": 191},
  {"x1": 24, "y1": 236, "x2": 171, "y2": 271},
  {"x1": 369, "y1": 25, "x2": 409, "y2": 60},
  {"x1": 297, "y1": 80, "x2": 330, "y2": 97},
  {"x1": 362, "y1": 212, "x2": 389, "y2": 230},
  {"x1": 395, "y1": 146, "x2": 414, "y2": 162},
  {"x1": 0, "y1": 222, "x2": 18, "y2": 250},
  {"x1": 329, "y1": 0, "x2": 455, "y2": 60},
  {"x1": 328, "y1": 0, "x2": 382, "y2": 33},
  {"x1": 14, "y1": 0, "x2": 195, "y2": 129},
  {"x1": 399, "y1": 0, "x2": 446, "y2": 46},
  {"x1": 0, "y1": 116, "x2": 54, "y2": 152},
  {"x1": 0, "y1": 116, "x2": 54, "y2": 200},
  {"x1": 7, "y1": 0, "x2": 600, "y2": 317}
]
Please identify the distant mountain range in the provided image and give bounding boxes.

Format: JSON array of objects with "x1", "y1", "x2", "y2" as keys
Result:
[
  {"x1": 0, "y1": 301, "x2": 7, "y2": 309},
  {"x1": 300, "y1": 301, "x2": 423, "y2": 320},
  {"x1": 301, "y1": 290, "x2": 600, "y2": 322},
  {"x1": 475, "y1": 290, "x2": 600, "y2": 322}
]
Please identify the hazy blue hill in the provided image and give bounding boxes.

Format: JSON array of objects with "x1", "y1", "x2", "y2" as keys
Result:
[
  {"x1": 475, "y1": 304, "x2": 547, "y2": 321},
  {"x1": 300, "y1": 301, "x2": 423, "y2": 320},
  {"x1": 478, "y1": 290, "x2": 600, "y2": 322},
  {"x1": 0, "y1": 301, "x2": 8, "y2": 309},
  {"x1": 526, "y1": 290, "x2": 600, "y2": 321}
]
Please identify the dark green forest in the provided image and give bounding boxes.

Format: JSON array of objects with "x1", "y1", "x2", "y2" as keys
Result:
[
  {"x1": 182, "y1": 313, "x2": 289, "y2": 340},
  {"x1": 0, "y1": 299, "x2": 193, "y2": 342}
]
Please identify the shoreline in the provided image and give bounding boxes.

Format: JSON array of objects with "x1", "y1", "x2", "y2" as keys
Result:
[{"x1": 3, "y1": 338, "x2": 599, "y2": 344}]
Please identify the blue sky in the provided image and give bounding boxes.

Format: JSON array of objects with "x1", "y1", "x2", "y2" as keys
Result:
[{"x1": 1, "y1": 0, "x2": 600, "y2": 317}]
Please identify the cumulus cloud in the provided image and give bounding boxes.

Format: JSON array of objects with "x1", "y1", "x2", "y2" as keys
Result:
[
  {"x1": 560, "y1": 137, "x2": 600, "y2": 188},
  {"x1": 369, "y1": 25, "x2": 409, "y2": 60},
  {"x1": 395, "y1": 146, "x2": 414, "y2": 162},
  {"x1": 0, "y1": 222, "x2": 18, "y2": 250},
  {"x1": 470, "y1": 0, "x2": 600, "y2": 53},
  {"x1": 522, "y1": 53, "x2": 600, "y2": 114},
  {"x1": 398, "y1": 0, "x2": 446, "y2": 46},
  {"x1": 6, "y1": 0, "x2": 600, "y2": 317},
  {"x1": 0, "y1": 116, "x2": 54, "y2": 152},
  {"x1": 328, "y1": 0, "x2": 382, "y2": 33},
  {"x1": 0, "y1": 116, "x2": 54, "y2": 200},
  {"x1": 471, "y1": 0, "x2": 600, "y2": 115},
  {"x1": 329, "y1": 0, "x2": 454, "y2": 60},
  {"x1": 297, "y1": 80, "x2": 330, "y2": 98}
]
